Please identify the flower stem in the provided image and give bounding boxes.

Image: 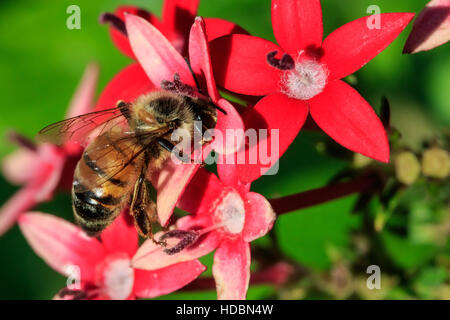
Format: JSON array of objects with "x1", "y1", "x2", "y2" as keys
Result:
[
  {"x1": 182, "y1": 262, "x2": 294, "y2": 291},
  {"x1": 270, "y1": 172, "x2": 381, "y2": 216}
]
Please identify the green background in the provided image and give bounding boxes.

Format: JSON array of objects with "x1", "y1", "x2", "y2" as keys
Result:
[{"x1": 0, "y1": 0, "x2": 448, "y2": 299}]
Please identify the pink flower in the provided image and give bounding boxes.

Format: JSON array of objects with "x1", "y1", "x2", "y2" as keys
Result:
[
  {"x1": 100, "y1": 0, "x2": 248, "y2": 58},
  {"x1": 19, "y1": 211, "x2": 205, "y2": 300},
  {"x1": 96, "y1": 0, "x2": 248, "y2": 112},
  {"x1": 0, "y1": 64, "x2": 99, "y2": 236},
  {"x1": 404, "y1": 0, "x2": 450, "y2": 54},
  {"x1": 132, "y1": 168, "x2": 275, "y2": 300},
  {"x1": 210, "y1": 0, "x2": 415, "y2": 182},
  {"x1": 100, "y1": 14, "x2": 244, "y2": 227}
]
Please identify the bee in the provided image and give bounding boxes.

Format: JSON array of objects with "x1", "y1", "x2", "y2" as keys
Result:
[{"x1": 37, "y1": 75, "x2": 221, "y2": 242}]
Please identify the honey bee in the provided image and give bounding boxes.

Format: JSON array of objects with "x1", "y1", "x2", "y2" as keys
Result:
[{"x1": 37, "y1": 76, "x2": 221, "y2": 242}]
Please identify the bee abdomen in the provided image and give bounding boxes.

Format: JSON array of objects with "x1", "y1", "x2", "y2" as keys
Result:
[
  {"x1": 83, "y1": 154, "x2": 127, "y2": 187},
  {"x1": 72, "y1": 185, "x2": 123, "y2": 236},
  {"x1": 73, "y1": 216, "x2": 110, "y2": 237}
]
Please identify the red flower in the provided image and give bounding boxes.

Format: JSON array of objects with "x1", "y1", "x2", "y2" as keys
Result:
[
  {"x1": 19, "y1": 212, "x2": 205, "y2": 300},
  {"x1": 101, "y1": 0, "x2": 248, "y2": 58},
  {"x1": 98, "y1": 14, "x2": 244, "y2": 227},
  {"x1": 132, "y1": 168, "x2": 275, "y2": 300},
  {"x1": 0, "y1": 64, "x2": 99, "y2": 236},
  {"x1": 210, "y1": 0, "x2": 415, "y2": 183},
  {"x1": 403, "y1": 0, "x2": 450, "y2": 54}
]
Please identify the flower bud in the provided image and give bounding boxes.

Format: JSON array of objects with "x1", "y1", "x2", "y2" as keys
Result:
[
  {"x1": 395, "y1": 151, "x2": 420, "y2": 185},
  {"x1": 422, "y1": 148, "x2": 450, "y2": 179},
  {"x1": 353, "y1": 153, "x2": 373, "y2": 169}
]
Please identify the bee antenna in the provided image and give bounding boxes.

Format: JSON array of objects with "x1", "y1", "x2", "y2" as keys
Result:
[
  {"x1": 181, "y1": 59, "x2": 227, "y2": 115},
  {"x1": 184, "y1": 57, "x2": 202, "y2": 93},
  {"x1": 209, "y1": 101, "x2": 227, "y2": 115}
]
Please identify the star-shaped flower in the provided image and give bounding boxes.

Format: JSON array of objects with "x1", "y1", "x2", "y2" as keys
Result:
[
  {"x1": 210, "y1": 0, "x2": 415, "y2": 182},
  {"x1": 101, "y1": 0, "x2": 248, "y2": 58},
  {"x1": 0, "y1": 64, "x2": 99, "y2": 236},
  {"x1": 19, "y1": 211, "x2": 205, "y2": 300},
  {"x1": 132, "y1": 167, "x2": 275, "y2": 300},
  {"x1": 98, "y1": 14, "x2": 244, "y2": 227}
]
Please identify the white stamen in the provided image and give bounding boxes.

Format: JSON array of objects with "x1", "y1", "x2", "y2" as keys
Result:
[
  {"x1": 103, "y1": 258, "x2": 134, "y2": 300},
  {"x1": 216, "y1": 191, "x2": 245, "y2": 234},
  {"x1": 282, "y1": 59, "x2": 328, "y2": 100}
]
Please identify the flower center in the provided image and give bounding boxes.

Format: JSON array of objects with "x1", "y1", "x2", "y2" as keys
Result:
[
  {"x1": 102, "y1": 257, "x2": 134, "y2": 300},
  {"x1": 155, "y1": 189, "x2": 247, "y2": 256},
  {"x1": 216, "y1": 190, "x2": 246, "y2": 234},
  {"x1": 282, "y1": 57, "x2": 328, "y2": 100}
]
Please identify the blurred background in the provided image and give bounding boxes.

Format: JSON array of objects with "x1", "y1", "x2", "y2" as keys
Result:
[{"x1": 0, "y1": 0, "x2": 448, "y2": 299}]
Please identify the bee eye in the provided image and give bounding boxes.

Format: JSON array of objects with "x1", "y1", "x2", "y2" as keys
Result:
[
  {"x1": 172, "y1": 119, "x2": 181, "y2": 127},
  {"x1": 156, "y1": 117, "x2": 165, "y2": 124}
]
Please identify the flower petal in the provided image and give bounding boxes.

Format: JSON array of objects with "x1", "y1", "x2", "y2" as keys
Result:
[
  {"x1": 216, "y1": 155, "x2": 240, "y2": 188},
  {"x1": 210, "y1": 34, "x2": 282, "y2": 96},
  {"x1": 236, "y1": 93, "x2": 308, "y2": 183},
  {"x1": 0, "y1": 145, "x2": 65, "y2": 236},
  {"x1": 188, "y1": 15, "x2": 246, "y2": 146},
  {"x1": 0, "y1": 188, "x2": 36, "y2": 236},
  {"x1": 322, "y1": 13, "x2": 415, "y2": 80},
  {"x1": 251, "y1": 262, "x2": 294, "y2": 286},
  {"x1": 216, "y1": 135, "x2": 251, "y2": 192},
  {"x1": 96, "y1": 63, "x2": 155, "y2": 111},
  {"x1": 18, "y1": 212, "x2": 106, "y2": 282},
  {"x1": 132, "y1": 216, "x2": 220, "y2": 271},
  {"x1": 242, "y1": 192, "x2": 276, "y2": 242},
  {"x1": 162, "y1": 0, "x2": 199, "y2": 53},
  {"x1": 2, "y1": 148, "x2": 35, "y2": 185},
  {"x1": 125, "y1": 14, "x2": 195, "y2": 88},
  {"x1": 66, "y1": 63, "x2": 99, "y2": 119},
  {"x1": 204, "y1": 17, "x2": 249, "y2": 41},
  {"x1": 213, "y1": 238, "x2": 250, "y2": 300},
  {"x1": 108, "y1": 6, "x2": 162, "y2": 59},
  {"x1": 134, "y1": 260, "x2": 205, "y2": 298},
  {"x1": 162, "y1": 0, "x2": 199, "y2": 32},
  {"x1": 33, "y1": 145, "x2": 66, "y2": 202},
  {"x1": 309, "y1": 80, "x2": 389, "y2": 162},
  {"x1": 100, "y1": 210, "x2": 138, "y2": 257},
  {"x1": 155, "y1": 161, "x2": 200, "y2": 226},
  {"x1": 403, "y1": 0, "x2": 450, "y2": 54},
  {"x1": 212, "y1": 99, "x2": 245, "y2": 155},
  {"x1": 271, "y1": 0, "x2": 323, "y2": 53},
  {"x1": 178, "y1": 168, "x2": 224, "y2": 215},
  {"x1": 189, "y1": 17, "x2": 219, "y2": 100}
]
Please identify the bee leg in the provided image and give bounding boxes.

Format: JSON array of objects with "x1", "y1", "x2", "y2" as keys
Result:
[
  {"x1": 130, "y1": 175, "x2": 166, "y2": 246},
  {"x1": 158, "y1": 138, "x2": 194, "y2": 164},
  {"x1": 157, "y1": 138, "x2": 175, "y2": 153}
]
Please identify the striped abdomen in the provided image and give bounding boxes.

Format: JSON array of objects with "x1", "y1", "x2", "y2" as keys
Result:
[{"x1": 72, "y1": 131, "x2": 143, "y2": 236}]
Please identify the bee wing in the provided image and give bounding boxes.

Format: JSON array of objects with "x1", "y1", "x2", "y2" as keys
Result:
[
  {"x1": 36, "y1": 107, "x2": 130, "y2": 147},
  {"x1": 75, "y1": 128, "x2": 166, "y2": 192}
]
